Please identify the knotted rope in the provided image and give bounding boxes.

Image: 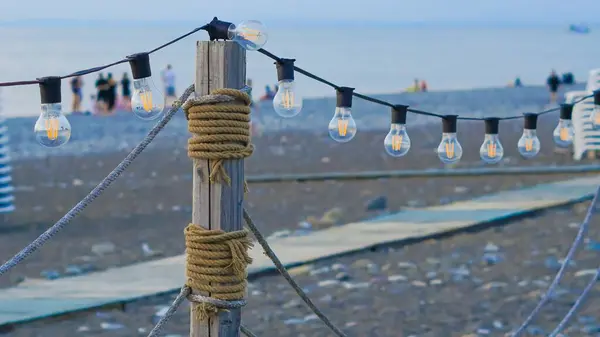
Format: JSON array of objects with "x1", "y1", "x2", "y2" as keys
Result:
[
  {"x1": 184, "y1": 224, "x2": 253, "y2": 320},
  {"x1": 182, "y1": 88, "x2": 255, "y2": 320},
  {"x1": 182, "y1": 88, "x2": 254, "y2": 188}
]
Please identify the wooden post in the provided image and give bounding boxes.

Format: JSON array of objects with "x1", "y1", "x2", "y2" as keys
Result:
[{"x1": 191, "y1": 41, "x2": 246, "y2": 337}]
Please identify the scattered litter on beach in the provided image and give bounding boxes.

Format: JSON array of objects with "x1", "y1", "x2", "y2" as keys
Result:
[{"x1": 91, "y1": 242, "x2": 116, "y2": 256}]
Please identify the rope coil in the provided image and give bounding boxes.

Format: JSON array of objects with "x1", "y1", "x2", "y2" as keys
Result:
[
  {"x1": 184, "y1": 224, "x2": 253, "y2": 320},
  {"x1": 183, "y1": 87, "x2": 255, "y2": 320},
  {"x1": 182, "y1": 88, "x2": 254, "y2": 186}
]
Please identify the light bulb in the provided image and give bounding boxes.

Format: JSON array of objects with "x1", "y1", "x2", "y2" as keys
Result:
[
  {"x1": 34, "y1": 103, "x2": 71, "y2": 148},
  {"x1": 437, "y1": 115, "x2": 462, "y2": 164},
  {"x1": 384, "y1": 105, "x2": 411, "y2": 157},
  {"x1": 553, "y1": 103, "x2": 574, "y2": 148},
  {"x1": 228, "y1": 20, "x2": 268, "y2": 51},
  {"x1": 479, "y1": 118, "x2": 504, "y2": 164},
  {"x1": 480, "y1": 135, "x2": 503, "y2": 164},
  {"x1": 329, "y1": 87, "x2": 357, "y2": 142},
  {"x1": 518, "y1": 113, "x2": 541, "y2": 158},
  {"x1": 273, "y1": 59, "x2": 302, "y2": 117},
  {"x1": 329, "y1": 107, "x2": 357, "y2": 143},
  {"x1": 127, "y1": 53, "x2": 165, "y2": 121},
  {"x1": 592, "y1": 90, "x2": 600, "y2": 129},
  {"x1": 35, "y1": 77, "x2": 71, "y2": 148},
  {"x1": 131, "y1": 78, "x2": 164, "y2": 120}
]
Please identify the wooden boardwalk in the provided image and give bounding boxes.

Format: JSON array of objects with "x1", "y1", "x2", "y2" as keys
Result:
[{"x1": 0, "y1": 175, "x2": 599, "y2": 327}]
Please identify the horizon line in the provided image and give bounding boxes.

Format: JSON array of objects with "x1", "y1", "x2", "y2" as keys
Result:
[{"x1": 0, "y1": 18, "x2": 597, "y2": 28}]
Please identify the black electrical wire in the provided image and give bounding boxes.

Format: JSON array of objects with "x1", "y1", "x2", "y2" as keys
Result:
[
  {"x1": 0, "y1": 19, "x2": 593, "y2": 122},
  {"x1": 258, "y1": 48, "x2": 593, "y2": 121},
  {"x1": 0, "y1": 24, "x2": 210, "y2": 85}
]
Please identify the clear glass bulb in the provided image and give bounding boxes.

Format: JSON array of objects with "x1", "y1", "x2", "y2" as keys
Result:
[
  {"x1": 517, "y1": 129, "x2": 541, "y2": 158},
  {"x1": 591, "y1": 106, "x2": 600, "y2": 129},
  {"x1": 328, "y1": 107, "x2": 357, "y2": 143},
  {"x1": 131, "y1": 77, "x2": 165, "y2": 120},
  {"x1": 553, "y1": 118, "x2": 574, "y2": 148},
  {"x1": 436, "y1": 132, "x2": 462, "y2": 164},
  {"x1": 228, "y1": 20, "x2": 268, "y2": 51},
  {"x1": 384, "y1": 123, "x2": 411, "y2": 157},
  {"x1": 479, "y1": 134, "x2": 504, "y2": 164},
  {"x1": 273, "y1": 80, "x2": 302, "y2": 118},
  {"x1": 34, "y1": 103, "x2": 71, "y2": 148}
]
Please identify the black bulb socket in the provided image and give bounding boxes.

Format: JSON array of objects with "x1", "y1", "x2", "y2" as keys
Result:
[
  {"x1": 336, "y1": 87, "x2": 355, "y2": 108},
  {"x1": 38, "y1": 76, "x2": 62, "y2": 104},
  {"x1": 441, "y1": 115, "x2": 458, "y2": 133},
  {"x1": 127, "y1": 53, "x2": 152, "y2": 80},
  {"x1": 560, "y1": 103, "x2": 573, "y2": 120},
  {"x1": 276, "y1": 58, "x2": 295, "y2": 82},
  {"x1": 205, "y1": 17, "x2": 234, "y2": 41},
  {"x1": 594, "y1": 90, "x2": 600, "y2": 105},
  {"x1": 391, "y1": 105, "x2": 408, "y2": 124},
  {"x1": 523, "y1": 113, "x2": 538, "y2": 130},
  {"x1": 484, "y1": 117, "x2": 500, "y2": 135}
]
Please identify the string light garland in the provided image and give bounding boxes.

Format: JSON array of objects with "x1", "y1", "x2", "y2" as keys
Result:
[
  {"x1": 0, "y1": 16, "x2": 268, "y2": 148},
  {"x1": 255, "y1": 45, "x2": 596, "y2": 164},
  {"x1": 0, "y1": 16, "x2": 596, "y2": 164}
]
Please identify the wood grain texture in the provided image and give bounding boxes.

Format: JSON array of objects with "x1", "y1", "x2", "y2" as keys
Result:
[
  {"x1": 191, "y1": 41, "x2": 246, "y2": 337},
  {"x1": 2, "y1": 176, "x2": 600, "y2": 328}
]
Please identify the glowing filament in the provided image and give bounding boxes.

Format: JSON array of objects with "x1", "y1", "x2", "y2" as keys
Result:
[
  {"x1": 139, "y1": 91, "x2": 153, "y2": 112},
  {"x1": 239, "y1": 28, "x2": 262, "y2": 41},
  {"x1": 45, "y1": 119, "x2": 59, "y2": 140},
  {"x1": 486, "y1": 143, "x2": 497, "y2": 158},
  {"x1": 445, "y1": 142, "x2": 455, "y2": 158},
  {"x1": 525, "y1": 139, "x2": 533, "y2": 151},
  {"x1": 282, "y1": 91, "x2": 294, "y2": 109},
  {"x1": 391, "y1": 135, "x2": 403, "y2": 151},
  {"x1": 337, "y1": 119, "x2": 348, "y2": 137},
  {"x1": 559, "y1": 128, "x2": 569, "y2": 141}
]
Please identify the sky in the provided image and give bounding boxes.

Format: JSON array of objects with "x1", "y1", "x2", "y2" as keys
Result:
[{"x1": 1, "y1": 0, "x2": 600, "y2": 26}]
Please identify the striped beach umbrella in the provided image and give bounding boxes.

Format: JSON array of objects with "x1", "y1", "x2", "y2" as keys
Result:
[{"x1": 0, "y1": 89, "x2": 14, "y2": 214}]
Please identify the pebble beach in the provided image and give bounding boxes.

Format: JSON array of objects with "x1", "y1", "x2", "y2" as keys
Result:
[{"x1": 1, "y1": 83, "x2": 600, "y2": 336}]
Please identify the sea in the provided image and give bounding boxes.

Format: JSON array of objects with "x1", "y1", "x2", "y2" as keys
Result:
[{"x1": 0, "y1": 22, "x2": 598, "y2": 118}]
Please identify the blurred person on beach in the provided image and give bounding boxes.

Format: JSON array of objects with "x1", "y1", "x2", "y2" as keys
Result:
[
  {"x1": 261, "y1": 85, "x2": 275, "y2": 100},
  {"x1": 106, "y1": 73, "x2": 117, "y2": 114},
  {"x1": 161, "y1": 64, "x2": 176, "y2": 99},
  {"x1": 121, "y1": 72, "x2": 131, "y2": 111},
  {"x1": 404, "y1": 78, "x2": 421, "y2": 92},
  {"x1": 514, "y1": 76, "x2": 523, "y2": 87},
  {"x1": 420, "y1": 79, "x2": 428, "y2": 92},
  {"x1": 547, "y1": 69, "x2": 560, "y2": 104},
  {"x1": 70, "y1": 76, "x2": 83, "y2": 114},
  {"x1": 94, "y1": 73, "x2": 109, "y2": 115}
]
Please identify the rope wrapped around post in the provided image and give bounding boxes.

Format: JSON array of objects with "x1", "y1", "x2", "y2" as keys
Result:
[
  {"x1": 182, "y1": 88, "x2": 254, "y2": 190},
  {"x1": 184, "y1": 225, "x2": 253, "y2": 320},
  {"x1": 182, "y1": 88, "x2": 255, "y2": 320}
]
